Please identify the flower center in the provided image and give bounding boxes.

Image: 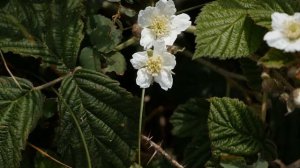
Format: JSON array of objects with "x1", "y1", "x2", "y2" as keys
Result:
[
  {"x1": 146, "y1": 56, "x2": 162, "y2": 75},
  {"x1": 284, "y1": 21, "x2": 300, "y2": 41},
  {"x1": 150, "y1": 16, "x2": 170, "y2": 38}
]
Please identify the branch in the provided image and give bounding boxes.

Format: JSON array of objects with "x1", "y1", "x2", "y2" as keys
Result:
[
  {"x1": 142, "y1": 135, "x2": 184, "y2": 168},
  {"x1": 27, "y1": 142, "x2": 72, "y2": 168}
]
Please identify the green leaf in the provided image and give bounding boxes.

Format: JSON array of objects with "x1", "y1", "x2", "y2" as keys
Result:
[
  {"x1": 45, "y1": 0, "x2": 84, "y2": 69},
  {"x1": 87, "y1": 14, "x2": 122, "y2": 53},
  {"x1": 79, "y1": 47, "x2": 101, "y2": 72},
  {"x1": 103, "y1": 52, "x2": 127, "y2": 75},
  {"x1": 34, "y1": 151, "x2": 64, "y2": 168},
  {"x1": 208, "y1": 97, "x2": 276, "y2": 159},
  {"x1": 0, "y1": 77, "x2": 43, "y2": 168},
  {"x1": 248, "y1": 0, "x2": 300, "y2": 29},
  {"x1": 170, "y1": 98, "x2": 211, "y2": 168},
  {"x1": 194, "y1": 0, "x2": 265, "y2": 59},
  {"x1": 258, "y1": 49, "x2": 295, "y2": 69},
  {"x1": 170, "y1": 98, "x2": 210, "y2": 137},
  {"x1": 56, "y1": 68, "x2": 139, "y2": 168}
]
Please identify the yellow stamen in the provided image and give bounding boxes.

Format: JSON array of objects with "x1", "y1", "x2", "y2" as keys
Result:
[
  {"x1": 149, "y1": 16, "x2": 170, "y2": 38},
  {"x1": 284, "y1": 21, "x2": 300, "y2": 41},
  {"x1": 146, "y1": 56, "x2": 162, "y2": 75}
]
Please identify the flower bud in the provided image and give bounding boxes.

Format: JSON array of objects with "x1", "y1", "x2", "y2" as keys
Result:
[
  {"x1": 292, "y1": 88, "x2": 300, "y2": 107},
  {"x1": 132, "y1": 23, "x2": 142, "y2": 38}
]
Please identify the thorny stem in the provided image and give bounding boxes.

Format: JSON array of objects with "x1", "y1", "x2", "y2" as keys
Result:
[
  {"x1": 142, "y1": 135, "x2": 184, "y2": 168},
  {"x1": 0, "y1": 50, "x2": 21, "y2": 89},
  {"x1": 27, "y1": 142, "x2": 72, "y2": 168},
  {"x1": 115, "y1": 37, "x2": 138, "y2": 51},
  {"x1": 138, "y1": 88, "x2": 146, "y2": 166}
]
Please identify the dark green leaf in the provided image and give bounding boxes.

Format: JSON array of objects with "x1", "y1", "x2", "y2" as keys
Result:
[
  {"x1": 194, "y1": 0, "x2": 265, "y2": 59},
  {"x1": 258, "y1": 49, "x2": 295, "y2": 69},
  {"x1": 0, "y1": 77, "x2": 43, "y2": 168},
  {"x1": 57, "y1": 68, "x2": 139, "y2": 168},
  {"x1": 87, "y1": 14, "x2": 122, "y2": 53},
  {"x1": 208, "y1": 97, "x2": 276, "y2": 159},
  {"x1": 34, "y1": 151, "x2": 64, "y2": 168},
  {"x1": 79, "y1": 47, "x2": 101, "y2": 72}
]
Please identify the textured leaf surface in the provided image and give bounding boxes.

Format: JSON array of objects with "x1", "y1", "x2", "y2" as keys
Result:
[
  {"x1": 0, "y1": 0, "x2": 84, "y2": 68},
  {"x1": 249, "y1": 0, "x2": 300, "y2": 29},
  {"x1": 0, "y1": 77, "x2": 43, "y2": 168},
  {"x1": 57, "y1": 68, "x2": 138, "y2": 168},
  {"x1": 103, "y1": 52, "x2": 127, "y2": 75},
  {"x1": 194, "y1": 0, "x2": 265, "y2": 59},
  {"x1": 208, "y1": 97, "x2": 276, "y2": 158}
]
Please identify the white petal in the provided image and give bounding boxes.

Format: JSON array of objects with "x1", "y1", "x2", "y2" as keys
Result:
[
  {"x1": 136, "y1": 68, "x2": 153, "y2": 88},
  {"x1": 171, "y1": 14, "x2": 191, "y2": 33},
  {"x1": 130, "y1": 52, "x2": 148, "y2": 69},
  {"x1": 156, "y1": 0, "x2": 176, "y2": 16},
  {"x1": 138, "y1": 6, "x2": 155, "y2": 27},
  {"x1": 140, "y1": 28, "x2": 155, "y2": 49},
  {"x1": 154, "y1": 69, "x2": 173, "y2": 90},
  {"x1": 293, "y1": 12, "x2": 300, "y2": 21},
  {"x1": 153, "y1": 40, "x2": 167, "y2": 56},
  {"x1": 264, "y1": 31, "x2": 290, "y2": 50},
  {"x1": 283, "y1": 39, "x2": 300, "y2": 52},
  {"x1": 161, "y1": 52, "x2": 176, "y2": 70},
  {"x1": 271, "y1": 12, "x2": 290, "y2": 30},
  {"x1": 163, "y1": 30, "x2": 178, "y2": 46}
]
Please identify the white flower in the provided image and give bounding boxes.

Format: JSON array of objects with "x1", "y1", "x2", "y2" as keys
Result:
[
  {"x1": 130, "y1": 41, "x2": 176, "y2": 90},
  {"x1": 137, "y1": 0, "x2": 191, "y2": 49},
  {"x1": 264, "y1": 12, "x2": 300, "y2": 52}
]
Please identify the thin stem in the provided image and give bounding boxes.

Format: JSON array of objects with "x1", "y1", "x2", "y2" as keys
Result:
[
  {"x1": 273, "y1": 70, "x2": 294, "y2": 92},
  {"x1": 142, "y1": 135, "x2": 184, "y2": 168},
  {"x1": 0, "y1": 50, "x2": 21, "y2": 89},
  {"x1": 183, "y1": 50, "x2": 247, "y2": 81},
  {"x1": 176, "y1": 3, "x2": 205, "y2": 14},
  {"x1": 138, "y1": 88, "x2": 145, "y2": 166},
  {"x1": 33, "y1": 73, "x2": 71, "y2": 90},
  {"x1": 52, "y1": 88, "x2": 92, "y2": 168},
  {"x1": 115, "y1": 37, "x2": 138, "y2": 51},
  {"x1": 27, "y1": 142, "x2": 72, "y2": 168}
]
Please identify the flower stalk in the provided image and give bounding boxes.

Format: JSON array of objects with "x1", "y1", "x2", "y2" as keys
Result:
[{"x1": 138, "y1": 88, "x2": 145, "y2": 166}]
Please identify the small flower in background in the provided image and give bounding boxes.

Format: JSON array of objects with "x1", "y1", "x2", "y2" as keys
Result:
[
  {"x1": 138, "y1": 0, "x2": 191, "y2": 49},
  {"x1": 130, "y1": 41, "x2": 176, "y2": 90},
  {"x1": 264, "y1": 12, "x2": 300, "y2": 52}
]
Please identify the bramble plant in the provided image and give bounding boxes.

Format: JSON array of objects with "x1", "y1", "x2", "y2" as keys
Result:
[{"x1": 0, "y1": 0, "x2": 300, "y2": 168}]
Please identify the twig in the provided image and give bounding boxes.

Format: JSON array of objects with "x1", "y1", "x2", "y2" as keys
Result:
[
  {"x1": 27, "y1": 142, "x2": 72, "y2": 168},
  {"x1": 0, "y1": 50, "x2": 21, "y2": 89},
  {"x1": 142, "y1": 135, "x2": 184, "y2": 168},
  {"x1": 115, "y1": 37, "x2": 138, "y2": 51},
  {"x1": 183, "y1": 50, "x2": 247, "y2": 81},
  {"x1": 273, "y1": 70, "x2": 294, "y2": 92},
  {"x1": 261, "y1": 92, "x2": 268, "y2": 122}
]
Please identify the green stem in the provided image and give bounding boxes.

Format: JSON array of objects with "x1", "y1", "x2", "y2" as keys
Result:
[
  {"x1": 185, "y1": 25, "x2": 196, "y2": 34},
  {"x1": 176, "y1": 3, "x2": 205, "y2": 14},
  {"x1": 115, "y1": 37, "x2": 138, "y2": 51},
  {"x1": 52, "y1": 89, "x2": 92, "y2": 168},
  {"x1": 138, "y1": 88, "x2": 145, "y2": 166}
]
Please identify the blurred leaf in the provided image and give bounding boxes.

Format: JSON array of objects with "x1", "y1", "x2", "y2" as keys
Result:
[
  {"x1": 258, "y1": 49, "x2": 295, "y2": 69},
  {"x1": 194, "y1": 0, "x2": 264, "y2": 59},
  {"x1": 208, "y1": 97, "x2": 277, "y2": 160},
  {"x1": 240, "y1": 58, "x2": 262, "y2": 91},
  {"x1": 170, "y1": 98, "x2": 210, "y2": 138},
  {"x1": 103, "y1": 52, "x2": 127, "y2": 75},
  {"x1": 87, "y1": 14, "x2": 122, "y2": 53},
  {"x1": 171, "y1": 98, "x2": 211, "y2": 168},
  {"x1": 0, "y1": 77, "x2": 43, "y2": 168},
  {"x1": 42, "y1": 98, "x2": 57, "y2": 119},
  {"x1": 57, "y1": 68, "x2": 139, "y2": 168},
  {"x1": 248, "y1": 0, "x2": 300, "y2": 29},
  {"x1": 79, "y1": 47, "x2": 101, "y2": 72}
]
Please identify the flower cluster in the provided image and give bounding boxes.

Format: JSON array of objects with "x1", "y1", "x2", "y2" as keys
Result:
[
  {"x1": 130, "y1": 0, "x2": 191, "y2": 90},
  {"x1": 264, "y1": 12, "x2": 300, "y2": 52}
]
